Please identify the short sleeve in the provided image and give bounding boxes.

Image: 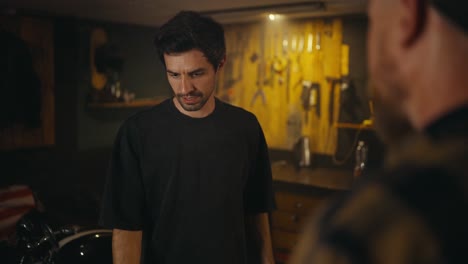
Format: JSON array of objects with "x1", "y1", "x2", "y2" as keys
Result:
[
  {"x1": 243, "y1": 120, "x2": 276, "y2": 214},
  {"x1": 99, "y1": 120, "x2": 145, "y2": 230}
]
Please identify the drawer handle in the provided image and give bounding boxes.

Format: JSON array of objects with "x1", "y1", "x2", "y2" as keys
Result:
[
  {"x1": 295, "y1": 202, "x2": 303, "y2": 209},
  {"x1": 290, "y1": 215, "x2": 299, "y2": 223}
]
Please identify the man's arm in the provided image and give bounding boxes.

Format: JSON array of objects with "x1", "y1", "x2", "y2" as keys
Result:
[
  {"x1": 112, "y1": 229, "x2": 142, "y2": 264},
  {"x1": 246, "y1": 213, "x2": 275, "y2": 264},
  {"x1": 257, "y1": 213, "x2": 275, "y2": 264}
]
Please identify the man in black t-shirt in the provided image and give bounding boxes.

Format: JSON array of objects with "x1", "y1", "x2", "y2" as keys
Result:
[
  {"x1": 100, "y1": 11, "x2": 276, "y2": 264},
  {"x1": 290, "y1": 1, "x2": 468, "y2": 264}
]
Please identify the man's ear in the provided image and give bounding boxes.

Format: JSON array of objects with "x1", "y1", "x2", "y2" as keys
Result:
[
  {"x1": 217, "y1": 55, "x2": 226, "y2": 71},
  {"x1": 400, "y1": 0, "x2": 428, "y2": 47}
]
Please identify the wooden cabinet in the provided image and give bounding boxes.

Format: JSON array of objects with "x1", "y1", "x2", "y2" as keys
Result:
[
  {"x1": 271, "y1": 211, "x2": 306, "y2": 233},
  {"x1": 275, "y1": 191, "x2": 324, "y2": 216},
  {"x1": 271, "y1": 189, "x2": 333, "y2": 263},
  {"x1": 270, "y1": 165, "x2": 352, "y2": 263},
  {"x1": 272, "y1": 229, "x2": 298, "y2": 252},
  {"x1": 271, "y1": 188, "x2": 342, "y2": 263}
]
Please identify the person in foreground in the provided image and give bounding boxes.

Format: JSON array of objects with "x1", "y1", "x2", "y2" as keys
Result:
[
  {"x1": 289, "y1": 0, "x2": 468, "y2": 263},
  {"x1": 99, "y1": 11, "x2": 276, "y2": 264}
]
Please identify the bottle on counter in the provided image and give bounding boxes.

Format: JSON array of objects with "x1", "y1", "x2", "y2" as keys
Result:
[{"x1": 354, "y1": 140, "x2": 368, "y2": 178}]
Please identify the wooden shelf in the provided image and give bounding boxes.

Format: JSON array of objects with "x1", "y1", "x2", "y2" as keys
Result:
[{"x1": 87, "y1": 97, "x2": 166, "y2": 109}]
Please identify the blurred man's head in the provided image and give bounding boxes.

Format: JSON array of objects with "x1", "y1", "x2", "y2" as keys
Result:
[{"x1": 367, "y1": 0, "x2": 468, "y2": 144}]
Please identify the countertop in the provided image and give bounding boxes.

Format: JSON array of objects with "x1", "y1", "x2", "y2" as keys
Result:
[{"x1": 271, "y1": 161, "x2": 354, "y2": 191}]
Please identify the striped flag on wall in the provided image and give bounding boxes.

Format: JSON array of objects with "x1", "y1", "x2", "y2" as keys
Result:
[{"x1": 0, "y1": 185, "x2": 36, "y2": 240}]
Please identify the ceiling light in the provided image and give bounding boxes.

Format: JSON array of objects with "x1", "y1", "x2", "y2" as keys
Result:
[{"x1": 201, "y1": 2, "x2": 326, "y2": 24}]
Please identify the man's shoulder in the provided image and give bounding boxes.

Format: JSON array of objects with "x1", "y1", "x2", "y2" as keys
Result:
[
  {"x1": 322, "y1": 165, "x2": 466, "y2": 226},
  {"x1": 218, "y1": 99, "x2": 258, "y2": 124},
  {"x1": 122, "y1": 98, "x2": 172, "y2": 126},
  {"x1": 316, "y1": 177, "x2": 409, "y2": 232},
  {"x1": 114, "y1": 98, "x2": 173, "y2": 142},
  {"x1": 297, "y1": 166, "x2": 466, "y2": 264},
  {"x1": 289, "y1": 171, "x2": 442, "y2": 264},
  {"x1": 291, "y1": 135, "x2": 468, "y2": 263}
]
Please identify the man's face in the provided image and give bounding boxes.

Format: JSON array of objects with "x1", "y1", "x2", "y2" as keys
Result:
[
  {"x1": 367, "y1": 0, "x2": 412, "y2": 144},
  {"x1": 164, "y1": 49, "x2": 220, "y2": 113}
]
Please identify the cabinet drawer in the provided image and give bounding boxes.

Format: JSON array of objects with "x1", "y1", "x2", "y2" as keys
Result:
[
  {"x1": 272, "y1": 229, "x2": 299, "y2": 251},
  {"x1": 275, "y1": 191, "x2": 324, "y2": 215},
  {"x1": 271, "y1": 211, "x2": 308, "y2": 232}
]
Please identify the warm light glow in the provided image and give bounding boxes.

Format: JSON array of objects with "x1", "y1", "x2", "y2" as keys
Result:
[
  {"x1": 307, "y1": 33, "x2": 313, "y2": 52},
  {"x1": 95, "y1": 234, "x2": 100, "y2": 238},
  {"x1": 292, "y1": 36, "x2": 297, "y2": 51},
  {"x1": 268, "y1": 14, "x2": 276, "y2": 21}
]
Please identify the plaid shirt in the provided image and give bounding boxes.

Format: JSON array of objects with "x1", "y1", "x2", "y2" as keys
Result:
[{"x1": 289, "y1": 129, "x2": 468, "y2": 264}]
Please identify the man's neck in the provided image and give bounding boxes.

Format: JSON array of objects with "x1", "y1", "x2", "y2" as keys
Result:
[{"x1": 403, "y1": 10, "x2": 468, "y2": 131}]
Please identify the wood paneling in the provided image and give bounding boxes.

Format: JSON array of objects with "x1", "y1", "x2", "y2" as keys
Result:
[{"x1": 0, "y1": 16, "x2": 54, "y2": 150}]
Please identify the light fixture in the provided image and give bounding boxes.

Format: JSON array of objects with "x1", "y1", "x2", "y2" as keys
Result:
[{"x1": 201, "y1": 2, "x2": 327, "y2": 24}]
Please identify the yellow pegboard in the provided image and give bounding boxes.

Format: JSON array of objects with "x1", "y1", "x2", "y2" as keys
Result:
[{"x1": 218, "y1": 18, "x2": 348, "y2": 154}]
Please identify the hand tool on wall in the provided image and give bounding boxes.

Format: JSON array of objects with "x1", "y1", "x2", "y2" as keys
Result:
[
  {"x1": 230, "y1": 32, "x2": 241, "y2": 83},
  {"x1": 286, "y1": 31, "x2": 305, "y2": 148},
  {"x1": 301, "y1": 81, "x2": 321, "y2": 124},
  {"x1": 291, "y1": 35, "x2": 304, "y2": 72},
  {"x1": 263, "y1": 27, "x2": 273, "y2": 87},
  {"x1": 338, "y1": 44, "x2": 363, "y2": 123},
  {"x1": 223, "y1": 31, "x2": 245, "y2": 90},
  {"x1": 299, "y1": 29, "x2": 317, "y2": 122},
  {"x1": 340, "y1": 76, "x2": 362, "y2": 122},
  {"x1": 271, "y1": 32, "x2": 288, "y2": 85},
  {"x1": 251, "y1": 27, "x2": 267, "y2": 107},
  {"x1": 220, "y1": 30, "x2": 241, "y2": 102},
  {"x1": 222, "y1": 32, "x2": 234, "y2": 89},
  {"x1": 325, "y1": 77, "x2": 340, "y2": 126},
  {"x1": 307, "y1": 32, "x2": 314, "y2": 53},
  {"x1": 315, "y1": 29, "x2": 321, "y2": 52},
  {"x1": 295, "y1": 30, "x2": 313, "y2": 101},
  {"x1": 272, "y1": 33, "x2": 283, "y2": 74},
  {"x1": 300, "y1": 25, "x2": 315, "y2": 82},
  {"x1": 289, "y1": 33, "x2": 304, "y2": 104},
  {"x1": 250, "y1": 78, "x2": 266, "y2": 107},
  {"x1": 282, "y1": 32, "x2": 291, "y2": 102},
  {"x1": 320, "y1": 19, "x2": 345, "y2": 155}
]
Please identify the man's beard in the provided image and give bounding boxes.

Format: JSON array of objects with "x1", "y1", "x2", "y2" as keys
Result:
[
  {"x1": 371, "y1": 80, "x2": 413, "y2": 146},
  {"x1": 368, "y1": 33, "x2": 414, "y2": 146},
  {"x1": 175, "y1": 90, "x2": 210, "y2": 112}
]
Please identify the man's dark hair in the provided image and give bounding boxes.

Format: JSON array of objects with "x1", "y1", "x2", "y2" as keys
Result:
[
  {"x1": 430, "y1": 0, "x2": 467, "y2": 33},
  {"x1": 154, "y1": 11, "x2": 226, "y2": 70}
]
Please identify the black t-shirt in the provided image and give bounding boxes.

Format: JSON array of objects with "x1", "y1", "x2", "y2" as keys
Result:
[{"x1": 99, "y1": 98, "x2": 276, "y2": 264}]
